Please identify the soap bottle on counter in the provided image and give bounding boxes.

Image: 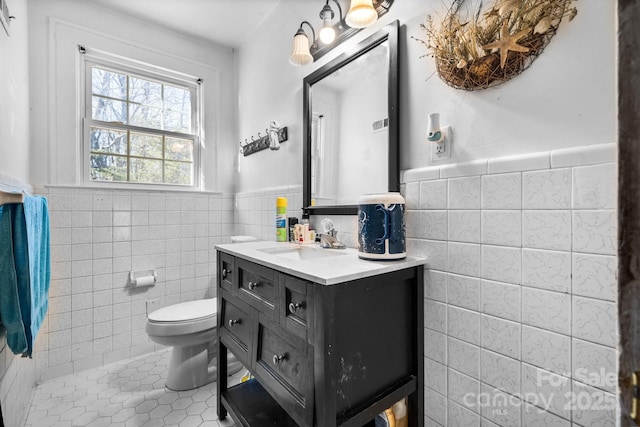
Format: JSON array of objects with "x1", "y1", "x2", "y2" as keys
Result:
[
  {"x1": 288, "y1": 217, "x2": 298, "y2": 242},
  {"x1": 297, "y1": 214, "x2": 314, "y2": 243}
]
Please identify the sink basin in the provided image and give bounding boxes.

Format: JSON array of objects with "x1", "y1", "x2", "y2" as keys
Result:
[{"x1": 259, "y1": 245, "x2": 346, "y2": 262}]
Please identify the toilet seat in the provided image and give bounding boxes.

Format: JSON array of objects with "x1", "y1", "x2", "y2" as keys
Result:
[
  {"x1": 149, "y1": 299, "x2": 217, "y2": 323},
  {"x1": 146, "y1": 298, "x2": 218, "y2": 336}
]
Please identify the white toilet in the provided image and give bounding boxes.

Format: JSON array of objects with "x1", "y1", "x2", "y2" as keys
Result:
[{"x1": 145, "y1": 298, "x2": 243, "y2": 391}]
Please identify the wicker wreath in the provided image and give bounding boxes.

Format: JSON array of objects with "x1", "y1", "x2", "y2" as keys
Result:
[{"x1": 415, "y1": 0, "x2": 577, "y2": 91}]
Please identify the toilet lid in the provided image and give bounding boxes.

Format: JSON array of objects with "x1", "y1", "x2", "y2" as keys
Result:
[{"x1": 148, "y1": 298, "x2": 217, "y2": 323}]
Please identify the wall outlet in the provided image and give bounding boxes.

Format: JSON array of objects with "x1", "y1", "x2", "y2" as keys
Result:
[{"x1": 431, "y1": 126, "x2": 451, "y2": 161}]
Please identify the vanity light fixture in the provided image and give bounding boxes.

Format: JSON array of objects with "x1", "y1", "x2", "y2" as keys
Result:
[
  {"x1": 289, "y1": 0, "x2": 394, "y2": 66},
  {"x1": 289, "y1": 21, "x2": 316, "y2": 66},
  {"x1": 318, "y1": 0, "x2": 344, "y2": 44},
  {"x1": 345, "y1": 0, "x2": 378, "y2": 28}
]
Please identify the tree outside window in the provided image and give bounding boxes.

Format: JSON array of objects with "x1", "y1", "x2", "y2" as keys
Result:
[{"x1": 87, "y1": 64, "x2": 198, "y2": 186}]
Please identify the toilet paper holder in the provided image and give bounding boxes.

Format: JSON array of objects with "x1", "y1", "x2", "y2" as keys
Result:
[{"x1": 129, "y1": 270, "x2": 158, "y2": 287}]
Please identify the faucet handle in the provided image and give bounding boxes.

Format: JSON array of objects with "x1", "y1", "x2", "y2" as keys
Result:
[{"x1": 320, "y1": 218, "x2": 335, "y2": 233}]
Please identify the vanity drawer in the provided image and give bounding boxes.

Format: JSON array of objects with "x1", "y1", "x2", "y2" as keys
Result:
[
  {"x1": 281, "y1": 275, "x2": 312, "y2": 340},
  {"x1": 218, "y1": 252, "x2": 235, "y2": 294},
  {"x1": 255, "y1": 320, "x2": 312, "y2": 427},
  {"x1": 219, "y1": 295, "x2": 253, "y2": 366},
  {"x1": 237, "y1": 259, "x2": 276, "y2": 318}
]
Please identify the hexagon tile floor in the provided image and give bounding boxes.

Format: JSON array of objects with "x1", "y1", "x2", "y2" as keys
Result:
[{"x1": 25, "y1": 349, "x2": 242, "y2": 427}]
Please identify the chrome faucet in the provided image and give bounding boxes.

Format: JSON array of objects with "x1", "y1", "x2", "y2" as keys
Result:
[{"x1": 319, "y1": 229, "x2": 346, "y2": 249}]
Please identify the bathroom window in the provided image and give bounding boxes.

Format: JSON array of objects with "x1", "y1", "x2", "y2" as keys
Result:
[{"x1": 83, "y1": 54, "x2": 201, "y2": 187}]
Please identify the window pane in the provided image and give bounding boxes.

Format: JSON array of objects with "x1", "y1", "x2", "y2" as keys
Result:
[
  {"x1": 92, "y1": 96, "x2": 127, "y2": 123},
  {"x1": 130, "y1": 158, "x2": 163, "y2": 183},
  {"x1": 130, "y1": 77, "x2": 162, "y2": 107},
  {"x1": 90, "y1": 154, "x2": 127, "y2": 181},
  {"x1": 92, "y1": 68, "x2": 126, "y2": 100},
  {"x1": 164, "y1": 85, "x2": 191, "y2": 113},
  {"x1": 163, "y1": 110, "x2": 191, "y2": 133},
  {"x1": 130, "y1": 132, "x2": 162, "y2": 159},
  {"x1": 90, "y1": 127, "x2": 127, "y2": 155},
  {"x1": 164, "y1": 161, "x2": 192, "y2": 185},
  {"x1": 165, "y1": 137, "x2": 193, "y2": 161},
  {"x1": 88, "y1": 61, "x2": 198, "y2": 186},
  {"x1": 129, "y1": 104, "x2": 162, "y2": 130}
]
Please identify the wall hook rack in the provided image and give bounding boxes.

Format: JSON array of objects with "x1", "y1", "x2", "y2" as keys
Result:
[{"x1": 240, "y1": 124, "x2": 288, "y2": 157}]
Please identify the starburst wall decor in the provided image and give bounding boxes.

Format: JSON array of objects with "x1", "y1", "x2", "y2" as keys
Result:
[{"x1": 414, "y1": 0, "x2": 577, "y2": 91}]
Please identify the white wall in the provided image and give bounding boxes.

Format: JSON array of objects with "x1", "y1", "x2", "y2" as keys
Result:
[
  {"x1": 23, "y1": 0, "x2": 243, "y2": 387},
  {"x1": 0, "y1": 0, "x2": 30, "y2": 184},
  {"x1": 28, "y1": 0, "x2": 238, "y2": 193},
  {"x1": 335, "y1": 72, "x2": 388, "y2": 203},
  {"x1": 235, "y1": 1, "x2": 311, "y2": 195},
  {"x1": 0, "y1": 1, "x2": 39, "y2": 425},
  {"x1": 236, "y1": 0, "x2": 616, "y2": 193},
  {"x1": 399, "y1": 1, "x2": 616, "y2": 169},
  {"x1": 234, "y1": 3, "x2": 619, "y2": 425}
]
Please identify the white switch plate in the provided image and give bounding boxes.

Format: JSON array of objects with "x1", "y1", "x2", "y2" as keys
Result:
[{"x1": 431, "y1": 126, "x2": 451, "y2": 161}]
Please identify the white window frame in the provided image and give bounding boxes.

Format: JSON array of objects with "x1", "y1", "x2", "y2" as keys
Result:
[{"x1": 81, "y1": 49, "x2": 202, "y2": 190}]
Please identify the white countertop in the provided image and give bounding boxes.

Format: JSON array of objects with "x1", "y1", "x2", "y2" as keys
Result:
[{"x1": 215, "y1": 241, "x2": 426, "y2": 285}]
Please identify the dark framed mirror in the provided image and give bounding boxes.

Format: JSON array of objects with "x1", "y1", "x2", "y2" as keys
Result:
[{"x1": 303, "y1": 20, "x2": 399, "y2": 216}]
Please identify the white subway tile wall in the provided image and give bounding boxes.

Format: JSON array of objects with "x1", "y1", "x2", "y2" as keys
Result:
[
  {"x1": 0, "y1": 143, "x2": 618, "y2": 426},
  {"x1": 402, "y1": 144, "x2": 618, "y2": 426},
  {"x1": 233, "y1": 186, "x2": 303, "y2": 242},
  {"x1": 27, "y1": 188, "x2": 235, "y2": 382}
]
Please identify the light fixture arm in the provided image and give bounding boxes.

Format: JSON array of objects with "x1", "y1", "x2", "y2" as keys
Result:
[
  {"x1": 320, "y1": 1, "x2": 334, "y2": 20},
  {"x1": 298, "y1": 20, "x2": 317, "y2": 47},
  {"x1": 331, "y1": 0, "x2": 344, "y2": 29}
]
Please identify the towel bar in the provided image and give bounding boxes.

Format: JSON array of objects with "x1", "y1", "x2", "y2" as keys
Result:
[{"x1": 0, "y1": 190, "x2": 24, "y2": 206}]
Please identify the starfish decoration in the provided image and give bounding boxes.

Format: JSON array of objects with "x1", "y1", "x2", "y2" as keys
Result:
[{"x1": 482, "y1": 21, "x2": 531, "y2": 69}]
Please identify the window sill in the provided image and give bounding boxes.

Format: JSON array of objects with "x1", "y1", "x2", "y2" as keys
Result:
[{"x1": 43, "y1": 183, "x2": 222, "y2": 195}]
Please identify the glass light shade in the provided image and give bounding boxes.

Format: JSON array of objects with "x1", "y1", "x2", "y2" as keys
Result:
[
  {"x1": 345, "y1": 0, "x2": 378, "y2": 28},
  {"x1": 289, "y1": 32, "x2": 313, "y2": 66},
  {"x1": 319, "y1": 20, "x2": 336, "y2": 44}
]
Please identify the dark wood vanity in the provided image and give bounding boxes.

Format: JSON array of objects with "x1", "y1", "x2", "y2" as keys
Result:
[{"x1": 216, "y1": 242, "x2": 424, "y2": 427}]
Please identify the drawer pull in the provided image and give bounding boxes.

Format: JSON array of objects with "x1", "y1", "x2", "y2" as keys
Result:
[
  {"x1": 288, "y1": 302, "x2": 304, "y2": 313},
  {"x1": 248, "y1": 281, "x2": 259, "y2": 290},
  {"x1": 222, "y1": 268, "x2": 229, "y2": 279},
  {"x1": 228, "y1": 319, "x2": 241, "y2": 327},
  {"x1": 272, "y1": 353, "x2": 287, "y2": 365}
]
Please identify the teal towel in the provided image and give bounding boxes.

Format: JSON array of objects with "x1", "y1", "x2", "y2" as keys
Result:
[
  {"x1": 22, "y1": 195, "x2": 51, "y2": 357},
  {"x1": 13, "y1": 203, "x2": 33, "y2": 356},
  {"x1": 0, "y1": 204, "x2": 28, "y2": 354},
  {"x1": 0, "y1": 196, "x2": 50, "y2": 357}
]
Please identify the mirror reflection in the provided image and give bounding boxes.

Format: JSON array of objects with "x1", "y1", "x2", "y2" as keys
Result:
[
  {"x1": 303, "y1": 21, "x2": 399, "y2": 215},
  {"x1": 310, "y1": 41, "x2": 389, "y2": 206}
]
